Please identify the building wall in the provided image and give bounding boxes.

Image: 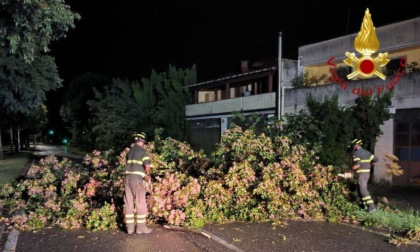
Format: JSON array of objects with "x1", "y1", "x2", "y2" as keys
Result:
[
  {"x1": 282, "y1": 59, "x2": 298, "y2": 88},
  {"x1": 304, "y1": 46, "x2": 420, "y2": 85},
  {"x1": 299, "y1": 17, "x2": 420, "y2": 66},
  {"x1": 299, "y1": 16, "x2": 420, "y2": 86},
  {"x1": 375, "y1": 119, "x2": 394, "y2": 182},
  {"x1": 283, "y1": 72, "x2": 420, "y2": 182}
]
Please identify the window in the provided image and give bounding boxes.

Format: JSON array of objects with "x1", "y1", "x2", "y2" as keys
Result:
[
  {"x1": 394, "y1": 114, "x2": 420, "y2": 161},
  {"x1": 189, "y1": 119, "x2": 221, "y2": 154},
  {"x1": 396, "y1": 147, "x2": 409, "y2": 161}
]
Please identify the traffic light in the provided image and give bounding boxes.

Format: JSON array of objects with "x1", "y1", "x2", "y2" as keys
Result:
[
  {"x1": 62, "y1": 138, "x2": 69, "y2": 145},
  {"x1": 48, "y1": 129, "x2": 55, "y2": 136}
]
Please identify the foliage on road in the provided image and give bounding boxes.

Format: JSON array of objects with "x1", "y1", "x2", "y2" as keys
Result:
[
  {"x1": 0, "y1": 153, "x2": 122, "y2": 231},
  {"x1": 0, "y1": 125, "x2": 357, "y2": 232},
  {"x1": 0, "y1": 125, "x2": 418, "y2": 244}
]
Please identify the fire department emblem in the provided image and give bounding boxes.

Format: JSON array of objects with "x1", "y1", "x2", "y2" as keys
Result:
[{"x1": 344, "y1": 9, "x2": 390, "y2": 80}]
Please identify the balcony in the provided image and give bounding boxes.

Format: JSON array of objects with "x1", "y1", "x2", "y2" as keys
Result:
[{"x1": 185, "y1": 92, "x2": 277, "y2": 118}]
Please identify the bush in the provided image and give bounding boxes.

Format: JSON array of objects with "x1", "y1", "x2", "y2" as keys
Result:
[
  {"x1": 0, "y1": 150, "x2": 124, "y2": 231},
  {"x1": 0, "y1": 126, "x2": 389, "y2": 234}
]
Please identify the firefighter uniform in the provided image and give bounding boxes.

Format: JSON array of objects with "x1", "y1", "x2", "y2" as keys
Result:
[
  {"x1": 352, "y1": 139, "x2": 378, "y2": 212},
  {"x1": 124, "y1": 132, "x2": 152, "y2": 234}
]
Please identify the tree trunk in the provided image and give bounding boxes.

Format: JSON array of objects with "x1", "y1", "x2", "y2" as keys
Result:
[
  {"x1": 14, "y1": 126, "x2": 19, "y2": 153},
  {"x1": 26, "y1": 133, "x2": 30, "y2": 149},
  {"x1": 0, "y1": 128, "x2": 3, "y2": 160},
  {"x1": 9, "y1": 127, "x2": 14, "y2": 154},
  {"x1": 17, "y1": 129, "x2": 21, "y2": 152}
]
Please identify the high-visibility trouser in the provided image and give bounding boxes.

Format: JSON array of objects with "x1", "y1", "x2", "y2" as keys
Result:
[
  {"x1": 124, "y1": 175, "x2": 148, "y2": 231},
  {"x1": 357, "y1": 172, "x2": 376, "y2": 210}
]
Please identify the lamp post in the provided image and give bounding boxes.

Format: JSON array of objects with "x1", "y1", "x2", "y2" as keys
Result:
[{"x1": 277, "y1": 32, "x2": 284, "y2": 120}]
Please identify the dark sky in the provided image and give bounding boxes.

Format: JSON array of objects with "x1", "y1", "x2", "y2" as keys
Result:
[
  {"x1": 50, "y1": 0, "x2": 420, "y2": 84},
  {"x1": 46, "y1": 0, "x2": 419, "y2": 130}
]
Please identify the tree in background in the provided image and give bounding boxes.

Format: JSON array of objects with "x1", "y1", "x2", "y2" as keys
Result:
[
  {"x1": 305, "y1": 94, "x2": 357, "y2": 166},
  {"x1": 86, "y1": 65, "x2": 196, "y2": 150},
  {"x1": 87, "y1": 78, "x2": 145, "y2": 150},
  {"x1": 0, "y1": 0, "x2": 80, "y2": 159},
  {"x1": 144, "y1": 65, "x2": 196, "y2": 140},
  {"x1": 0, "y1": 0, "x2": 80, "y2": 63},
  {"x1": 60, "y1": 72, "x2": 110, "y2": 150},
  {"x1": 282, "y1": 92, "x2": 392, "y2": 169},
  {"x1": 0, "y1": 52, "x2": 61, "y2": 114},
  {"x1": 0, "y1": 52, "x2": 61, "y2": 156},
  {"x1": 351, "y1": 91, "x2": 393, "y2": 153}
]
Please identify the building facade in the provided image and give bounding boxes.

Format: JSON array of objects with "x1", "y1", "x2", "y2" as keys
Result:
[
  {"x1": 185, "y1": 17, "x2": 420, "y2": 184},
  {"x1": 185, "y1": 59, "x2": 297, "y2": 154},
  {"x1": 296, "y1": 17, "x2": 420, "y2": 184}
]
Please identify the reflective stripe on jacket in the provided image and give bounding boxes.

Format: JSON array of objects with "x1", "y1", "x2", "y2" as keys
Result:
[
  {"x1": 126, "y1": 145, "x2": 150, "y2": 176},
  {"x1": 353, "y1": 147, "x2": 377, "y2": 173}
]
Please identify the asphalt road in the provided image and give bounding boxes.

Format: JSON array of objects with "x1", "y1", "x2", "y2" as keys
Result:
[
  {"x1": 32, "y1": 144, "x2": 84, "y2": 160},
  {"x1": 14, "y1": 225, "x2": 223, "y2": 252},
  {"x1": 10, "y1": 221, "x2": 420, "y2": 252}
]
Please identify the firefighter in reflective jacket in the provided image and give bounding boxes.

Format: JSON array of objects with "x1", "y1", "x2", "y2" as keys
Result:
[
  {"x1": 125, "y1": 132, "x2": 152, "y2": 234},
  {"x1": 351, "y1": 139, "x2": 378, "y2": 212}
]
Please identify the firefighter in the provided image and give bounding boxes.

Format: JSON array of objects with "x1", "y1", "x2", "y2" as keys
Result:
[
  {"x1": 351, "y1": 139, "x2": 378, "y2": 212},
  {"x1": 124, "y1": 132, "x2": 152, "y2": 234}
]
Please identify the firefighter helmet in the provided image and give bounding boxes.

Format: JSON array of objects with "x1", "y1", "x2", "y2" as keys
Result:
[
  {"x1": 351, "y1": 138, "x2": 362, "y2": 147},
  {"x1": 133, "y1": 132, "x2": 147, "y2": 142}
]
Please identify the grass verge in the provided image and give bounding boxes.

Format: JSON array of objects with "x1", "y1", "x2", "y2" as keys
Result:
[
  {"x1": 0, "y1": 152, "x2": 32, "y2": 186},
  {"x1": 356, "y1": 207, "x2": 420, "y2": 245}
]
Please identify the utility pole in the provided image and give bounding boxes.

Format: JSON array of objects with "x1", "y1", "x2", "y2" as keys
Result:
[{"x1": 277, "y1": 32, "x2": 284, "y2": 120}]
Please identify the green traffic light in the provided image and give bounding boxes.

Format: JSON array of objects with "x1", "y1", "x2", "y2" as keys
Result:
[
  {"x1": 62, "y1": 138, "x2": 68, "y2": 144},
  {"x1": 48, "y1": 129, "x2": 54, "y2": 135}
]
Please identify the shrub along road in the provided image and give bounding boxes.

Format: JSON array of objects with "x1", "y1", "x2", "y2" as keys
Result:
[{"x1": 2, "y1": 144, "x2": 420, "y2": 251}]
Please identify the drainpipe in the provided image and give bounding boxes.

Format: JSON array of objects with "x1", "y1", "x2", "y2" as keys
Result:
[{"x1": 277, "y1": 32, "x2": 284, "y2": 120}]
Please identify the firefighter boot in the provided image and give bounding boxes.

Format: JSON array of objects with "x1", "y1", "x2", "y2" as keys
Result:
[
  {"x1": 136, "y1": 224, "x2": 152, "y2": 234},
  {"x1": 127, "y1": 223, "x2": 135, "y2": 235}
]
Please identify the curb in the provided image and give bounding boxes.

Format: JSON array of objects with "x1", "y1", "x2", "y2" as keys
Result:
[
  {"x1": 341, "y1": 222, "x2": 420, "y2": 247},
  {"x1": 2, "y1": 229, "x2": 18, "y2": 252},
  {"x1": 163, "y1": 225, "x2": 244, "y2": 252},
  {"x1": 21, "y1": 157, "x2": 35, "y2": 178},
  {"x1": 0, "y1": 222, "x2": 5, "y2": 250},
  {"x1": 198, "y1": 228, "x2": 244, "y2": 252}
]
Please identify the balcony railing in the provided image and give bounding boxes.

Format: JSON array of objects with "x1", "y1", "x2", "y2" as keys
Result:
[{"x1": 185, "y1": 92, "x2": 276, "y2": 117}]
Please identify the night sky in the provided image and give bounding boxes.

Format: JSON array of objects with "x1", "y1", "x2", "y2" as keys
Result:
[
  {"x1": 50, "y1": 1, "x2": 420, "y2": 82},
  {"x1": 47, "y1": 0, "x2": 419, "y2": 126}
]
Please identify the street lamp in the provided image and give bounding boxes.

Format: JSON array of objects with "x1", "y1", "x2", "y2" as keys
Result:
[{"x1": 62, "y1": 138, "x2": 69, "y2": 152}]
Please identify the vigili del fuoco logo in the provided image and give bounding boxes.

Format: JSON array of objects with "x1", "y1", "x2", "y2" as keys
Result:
[{"x1": 328, "y1": 9, "x2": 406, "y2": 96}]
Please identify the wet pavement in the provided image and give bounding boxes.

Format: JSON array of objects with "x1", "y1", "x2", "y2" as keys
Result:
[
  {"x1": 6, "y1": 221, "x2": 420, "y2": 252},
  {"x1": 32, "y1": 144, "x2": 85, "y2": 160},
  {"x1": 14, "y1": 225, "x2": 221, "y2": 252},
  {"x1": 201, "y1": 221, "x2": 420, "y2": 252}
]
